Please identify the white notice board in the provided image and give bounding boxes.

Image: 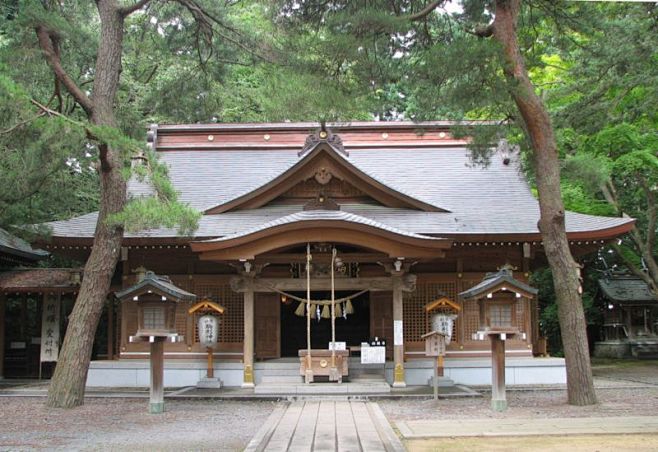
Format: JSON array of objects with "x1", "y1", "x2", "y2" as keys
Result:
[{"x1": 361, "y1": 346, "x2": 386, "y2": 364}]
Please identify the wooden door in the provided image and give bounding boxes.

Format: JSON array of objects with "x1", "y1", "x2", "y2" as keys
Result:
[
  {"x1": 255, "y1": 293, "x2": 280, "y2": 359},
  {"x1": 370, "y1": 291, "x2": 393, "y2": 359}
]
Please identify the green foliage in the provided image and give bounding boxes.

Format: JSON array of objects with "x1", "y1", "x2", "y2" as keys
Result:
[
  {"x1": 0, "y1": 70, "x2": 99, "y2": 231},
  {"x1": 532, "y1": 265, "x2": 602, "y2": 356},
  {"x1": 108, "y1": 150, "x2": 201, "y2": 235}
]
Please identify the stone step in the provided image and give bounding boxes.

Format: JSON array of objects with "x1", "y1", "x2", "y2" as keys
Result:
[
  {"x1": 631, "y1": 341, "x2": 658, "y2": 359},
  {"x1": 254, "y1": 381, "x2": 391, "y2": 395},
  {"x1": 260, "y1": 375, "x2": 303, "y2": 384}
]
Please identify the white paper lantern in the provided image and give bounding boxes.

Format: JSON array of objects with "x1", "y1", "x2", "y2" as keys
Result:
[
  {"x1": 431, "y1": 313, "x2": 458, "y2": 345},
  {"x1": 198, "y1": 315, "x2": 219, "y2": 347}
]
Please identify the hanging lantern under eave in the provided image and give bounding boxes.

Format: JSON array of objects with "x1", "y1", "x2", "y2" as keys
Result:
[{"x1": 198, "y1": 315, "x2": 219, "y2": 348}]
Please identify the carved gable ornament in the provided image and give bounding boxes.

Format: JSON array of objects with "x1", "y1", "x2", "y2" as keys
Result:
[
  {"x1": 314, "y1": 167, "x2": 333, "y2": 185},
  {"x1": 299, "y1": 125, "x2": 347, "y2": 157}
]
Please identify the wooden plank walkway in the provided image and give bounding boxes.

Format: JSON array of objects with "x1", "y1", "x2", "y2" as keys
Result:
[{"x1": 244, "y1": 401, "x2": 405, "y2": 452}]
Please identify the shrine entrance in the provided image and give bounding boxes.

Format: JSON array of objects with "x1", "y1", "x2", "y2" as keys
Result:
[{"x1": 280, "y1": 291, "x2": 370, "y2": 358}]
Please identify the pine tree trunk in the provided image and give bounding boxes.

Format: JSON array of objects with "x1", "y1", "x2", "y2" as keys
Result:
[
  {"x1": 46, "y1": 1, "x2": 127, "y2": 408},
  {"x1": 492, "y1": 0, "x2": 597, "y2": 405}
]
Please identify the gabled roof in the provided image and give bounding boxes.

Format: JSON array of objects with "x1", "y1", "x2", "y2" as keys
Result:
[
  {"x1": 460, "y1": 266, "x2": 538, "y2": 300},
  {"x1": 42, "y1": 121, "x2": 635, "y2": 244},
  {"x1": 204, "y1": 141, "x2": 448, "y2": 214},
  {"x1": 115, "y1": 271, "x2": 196, "y2": 302},
  {"x1": 599, "y1": 275, "x2": 657, "y2": 304}
]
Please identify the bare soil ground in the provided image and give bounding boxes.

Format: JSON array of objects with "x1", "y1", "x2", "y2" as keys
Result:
[
  {"x1": 1, "y1": 360, "x2": 656, "y2": 451},
  {"x1": 405, "y1": 434, "x2": 658, "y2": 452},
  {"x1": 381, "y1": 359, "x2": 658, "y2": 421}
]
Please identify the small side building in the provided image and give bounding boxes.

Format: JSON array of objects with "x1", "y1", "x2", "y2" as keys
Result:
[{"x1": 594, "y1": 274, "x2": 658, "y2": 359}]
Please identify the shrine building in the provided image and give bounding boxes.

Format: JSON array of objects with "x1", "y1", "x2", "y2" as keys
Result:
[{"x1": 20, "y1": 121, "x2": 634, "y2": 388}]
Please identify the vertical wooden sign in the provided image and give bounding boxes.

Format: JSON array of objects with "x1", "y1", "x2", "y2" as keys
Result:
[{"x1": 40, "y1": 293, "x2": 60, "y2": 363}]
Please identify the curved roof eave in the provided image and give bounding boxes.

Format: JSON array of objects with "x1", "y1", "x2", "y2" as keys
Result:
[{"x1": 190, "y1": 210, "x2": 452, "y2": 259}]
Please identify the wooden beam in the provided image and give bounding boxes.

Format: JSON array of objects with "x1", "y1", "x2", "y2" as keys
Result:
[
  {"x1": 230, "y1": 275, "x2": 417, "y2": 293},
  {"x1": 254, "y1": 252, "x2": 390, "y2": 265}
]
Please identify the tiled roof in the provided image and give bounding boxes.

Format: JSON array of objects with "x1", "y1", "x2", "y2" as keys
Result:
[
  {"x1": 115, "y1": 271, "x2": 196, "y2": 302},
  {"x1": 44, "y1": 122, "x2": 634, "y2": 241},
  {"x1": 44, "y1": 204, "x2": 632, "y2": 241},
  {"x1": 599, "y1": 276, "x2": 657, "y2": 304},
  {"x1": 0, "y1": 228, "x2": 48, "y2": 262},
  {"x1": 0, "y1": 268, "x2": 81, "y2": 292},
  {"x1": 459, "y1": 266, "x2": 538, "y2": 299},
  {"x1": 199, "y1": 210, "x2": 445, "y2": 243}
]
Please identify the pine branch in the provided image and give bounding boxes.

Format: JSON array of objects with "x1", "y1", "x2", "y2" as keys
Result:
[
  {"x1": 118, "y1": 0, "x2": 152, "y2": 16},
  {"x1": 405, "y1": 1, "x2": 445, "y2": 22},
  {"x1": 0, "y1": 112, "x2": 46, "y2": 135},
  {"x1": 35, "y1": 26, "x2": 94, "y2": 115},
  {"x1": 30, "y1": 99, "x2": 86, "y2": 128}
]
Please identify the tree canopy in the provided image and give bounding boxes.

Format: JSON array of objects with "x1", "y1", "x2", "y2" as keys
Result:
[{"x1": 1, "y1": 0, "x2": 656, "y2": 408}]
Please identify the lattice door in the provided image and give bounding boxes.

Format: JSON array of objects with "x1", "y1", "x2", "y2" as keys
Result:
[{"x1": 403, "y1": 281, "x2": 458, "y2": 343}]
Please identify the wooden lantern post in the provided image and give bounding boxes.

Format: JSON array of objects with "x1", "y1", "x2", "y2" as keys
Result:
[
  {"x1": 424, "y1": 297, "x2": 460, "y2": 381},
  {"x1": 188, "y1": 299, "x2": 226, "y2": 388},
  {"x1": 116, "y1": 271, "x2": 196, "y2": 414},
  {"x1": 459, "y1": 265, "x2": 537, "y2": 412},
  {"x1": 421, "y1": 331, "x2": 447, "y2": 400}
]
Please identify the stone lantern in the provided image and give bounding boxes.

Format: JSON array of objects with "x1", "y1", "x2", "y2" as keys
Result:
[
  {"x1": 116, "y1": 271, "x2": 196, "y2": 413},
  {"x1": 459, "y1": 265, "x2": 537, "y2": 411}
]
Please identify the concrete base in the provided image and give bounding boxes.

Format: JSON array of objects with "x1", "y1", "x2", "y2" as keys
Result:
[
  {"x1": 491, "y1": 399, "x2": 507, "y2": 412},
  {"x1": 594, "y1": 341, "x2": 631, "y2": 359},
  {"x1": 197, "y1": 377, "x2": 222, "y2": 389},
  {"x1": 149, "y1": 402, "x2": 165, "y2": 414},
  {"x1": 428, "y1": 376, "x2": 455, "y2": 387},
  {"x1": 87, "y1": 357, "x2": 567, "y2": 388}
]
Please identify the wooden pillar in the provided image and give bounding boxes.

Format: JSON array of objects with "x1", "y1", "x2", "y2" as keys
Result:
[
  {"x1": 491, "y1": 334, "x2": 507, "y2": 411},
  {"x1": 206, "y1": 347, "x2": 214, "y2": 378},
  {"x1": 149, "y1": 337, "x2": 165, "y2": 414},
  {"x1": 242, "y1": 282, "x2": 255, "y2": 388},
  {"x1": 0, "y1": 293, "x2": 6, "y2": 379},
  {"x1": 392, "y1": 275, "x2": 406, "y2": 388}
]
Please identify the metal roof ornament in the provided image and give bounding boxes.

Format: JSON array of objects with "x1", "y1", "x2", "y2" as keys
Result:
[{"x1": 299, "y1": 123, "x2": 347, "y2": 157}]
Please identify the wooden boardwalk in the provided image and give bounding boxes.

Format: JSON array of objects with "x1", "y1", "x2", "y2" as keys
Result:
[{"x1": 244, "y1": 400, "x2": 405, "y2": 452}]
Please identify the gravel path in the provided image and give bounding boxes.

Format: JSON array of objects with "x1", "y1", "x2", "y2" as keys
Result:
[
  {"x1": 380, "y1": 387, "x2": 658, "y2": 422},
  {"x1": 1, "y1": 360, "x2": 656, "y2": 450},
  {"x1": 0, "y1": 398, "x2": 276, "y2": 451}
]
